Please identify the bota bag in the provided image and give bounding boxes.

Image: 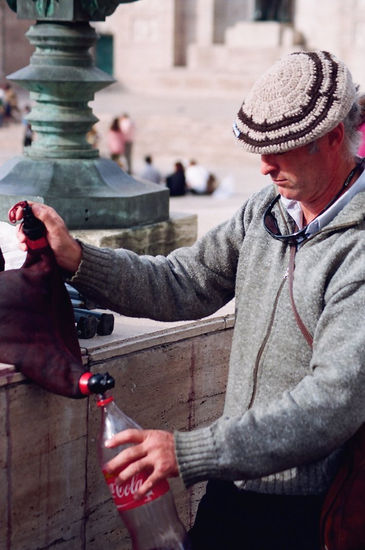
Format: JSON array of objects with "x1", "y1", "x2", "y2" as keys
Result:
[{"x1": 0, "y1": 201, "x2": 113, "y2": 398}]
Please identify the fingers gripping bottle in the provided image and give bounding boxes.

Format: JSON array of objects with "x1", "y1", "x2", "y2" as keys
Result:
[{"x1": 97, "y1": 393, "x2": 191, "y2": 550}]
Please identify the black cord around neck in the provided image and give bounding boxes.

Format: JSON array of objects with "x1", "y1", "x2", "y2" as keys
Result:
[{"x1": 317, "y1": 157, "x2": 365, "y2": 217}]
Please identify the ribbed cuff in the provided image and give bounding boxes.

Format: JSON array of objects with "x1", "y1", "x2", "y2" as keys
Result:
[
  {"x1": 174, "y1": 425, "x2": 220, "y2": 488},
  {"x1": 70, "y1": 242, "x2": 113, "y2": 292}
]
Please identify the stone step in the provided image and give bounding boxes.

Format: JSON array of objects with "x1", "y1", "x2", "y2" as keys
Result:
[
  {"x1": 123, "y1": 68, "x2": 254, "y2": 98},
  {"x1": 121, "y1": 44, "x2": 301, "y2": 99}
]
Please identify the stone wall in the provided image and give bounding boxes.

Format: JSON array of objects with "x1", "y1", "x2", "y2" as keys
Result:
[
  {"x1": 295, "y1": 0, "x2": 365, "y2": 88},
  {"x1": 3, "y1": 1, "x2": 365, "y2": 95},
  {"x1": 94, "y1": 0, "x2": 365, "y2": 94},
  {"x1": 95, "y1": 0, "x2": 178, "y2": 83},
  {"x1": 0, "y1": 3, "x2": 34, "y2": 83},
  {"x1": 1, "y1": 313, "x2": 233, "y2": 549}
]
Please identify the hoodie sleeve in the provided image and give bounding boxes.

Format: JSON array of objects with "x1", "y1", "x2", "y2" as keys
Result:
[{"x1": 69, "y1": 205, "x2": 246, "y2": 321}]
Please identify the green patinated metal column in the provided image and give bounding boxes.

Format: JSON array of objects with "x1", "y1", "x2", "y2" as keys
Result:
[{"x1": 0, "y1": 0, "x2": 169, "y2": 229}]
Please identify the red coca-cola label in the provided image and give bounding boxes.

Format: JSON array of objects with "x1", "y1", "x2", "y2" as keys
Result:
[{"x1": 103, "y1": 470, "x2": 169, "y2": 511}]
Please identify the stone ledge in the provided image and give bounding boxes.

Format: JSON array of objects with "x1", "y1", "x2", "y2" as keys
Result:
[
  {"x1": 71, "y1": 211, "x2": 198, "y2": 255},
  {"x1": 85, "y1": 312, "x2": 235, "y2": 363}
]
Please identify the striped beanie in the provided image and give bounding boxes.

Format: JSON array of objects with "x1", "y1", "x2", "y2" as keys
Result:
[{"x1": 233, "y1": 50, "x2": 357, "y2": 154}]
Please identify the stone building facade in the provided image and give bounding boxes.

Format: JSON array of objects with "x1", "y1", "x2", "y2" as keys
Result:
[
  {"x1": 2, "y1": 0, "x2": 365, "y2": 93},
  {"x1": 92, "y1": 0, "x2": 365, "y2": 94},
  {"x1": 0, "y1": 0, "x2": 33, "y2": 83}
]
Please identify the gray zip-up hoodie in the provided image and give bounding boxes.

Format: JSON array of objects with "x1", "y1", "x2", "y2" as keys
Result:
[{"x1": 71, "y1": 183, "x2": 365, "y2": 496}]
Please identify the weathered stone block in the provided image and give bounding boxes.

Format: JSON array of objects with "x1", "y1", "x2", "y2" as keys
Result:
[
  {"x1": 1, "y1": 381, "x2": 89, "y2": 549},
  {"x1": 71, "y1": 212, "x2": 198, "y2": 255}
]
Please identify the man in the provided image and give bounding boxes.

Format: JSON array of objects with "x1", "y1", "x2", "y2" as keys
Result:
[
  {"x1": 139, "y1": 155, "x2": 162, "y2": 184},
  {"x1": 16, "y1": 51, "x2": 365, "y2": 549},
  {"x1": 185, "y1": 159, "x2": 217, "y2": 195},
  {"x1": 119, "y1": 113, "x2": 135, "y2": 174}
]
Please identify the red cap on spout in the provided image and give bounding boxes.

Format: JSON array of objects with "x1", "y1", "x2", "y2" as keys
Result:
[
  {"x1": 79, "y1": 372, "x2": 115, "y2": 396},
  {"x1": 79, "y1": 372, "x2": 94, "y2": 395}
]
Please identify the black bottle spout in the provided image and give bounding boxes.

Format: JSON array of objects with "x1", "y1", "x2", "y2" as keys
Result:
[{"x1": 79, "y1": 372, "x2": 115, "y2": 396}]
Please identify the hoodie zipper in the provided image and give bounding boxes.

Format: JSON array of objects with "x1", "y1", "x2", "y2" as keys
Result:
[
  {"x1": 247, "y1": 267, "x2": 289, "y2": 410},
  {"x1": 246, "y1": 216, "x2": 361, "y2": 410}
]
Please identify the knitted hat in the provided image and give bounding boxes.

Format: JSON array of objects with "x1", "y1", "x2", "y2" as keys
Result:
[{"x1": 233, "y1": 50, "x2": 357, "y2": 154}]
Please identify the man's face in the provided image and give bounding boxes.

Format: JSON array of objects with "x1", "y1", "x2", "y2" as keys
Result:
[{"x1": 260, "y1": 138, "x2": 332, "y2": 205}]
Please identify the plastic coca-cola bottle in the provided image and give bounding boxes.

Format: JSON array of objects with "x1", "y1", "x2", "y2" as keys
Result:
[{"x1": 97, "y1": 393, "x2": 191, "y2": 550}]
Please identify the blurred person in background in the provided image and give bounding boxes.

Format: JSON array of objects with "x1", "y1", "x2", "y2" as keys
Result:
[
  {"x1": 166, "y1": 161, "x2": 186, "y2": 196},
  {"x1": 86, "y1": 125, "x2": 99, "y2": 150},
  {"x1": 22, "y1": 105, "x2": 34, "y2": 149},
  {"x1": 3, "y1": 83, "x2": 20, "y2": 123},
  {"x1": 185, "y1": 159, "x2": 217, "y2": 195},
  {"x1": 357, "y1": 94, "x2": 365, "y2": 157},
  {"x1": 120, "y1": 113, "x2": 135, "y2": 174},
  {"x1": 140, "y1": 155, "x2": 162, "y2": 184},
  {"x1": 0, "y1": 88, "x2": 4, "y2": 127},
  {"x1": 107, "y1": 117, "x2": 125, "y2": 168}
]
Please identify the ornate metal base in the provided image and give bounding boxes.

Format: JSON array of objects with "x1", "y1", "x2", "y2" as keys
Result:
[
  {"x1": 0, "y1": 20, "x2": 170, "y2": 230},
  {"x1": 0, "y1": 156, "x2": 169, "y2": 229}
]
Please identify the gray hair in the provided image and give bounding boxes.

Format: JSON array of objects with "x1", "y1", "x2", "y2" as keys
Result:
[
  {"x1": 343, "y1": 101, "x2": 362, "y2": 156},
  {"x1": 307, "y1": 101, "x2": 362, "y2": 157}
]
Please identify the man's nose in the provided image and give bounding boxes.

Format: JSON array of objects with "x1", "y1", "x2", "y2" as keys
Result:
[{"x1": 260, "y1": 154, "x2": 278, "y2": 176}]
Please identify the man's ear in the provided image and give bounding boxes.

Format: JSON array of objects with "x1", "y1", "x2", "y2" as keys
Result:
[{"x1": 328, "y1": 123, "x2": 345, "y2": 148}]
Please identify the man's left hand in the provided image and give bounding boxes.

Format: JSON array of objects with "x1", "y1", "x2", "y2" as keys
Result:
[{"x1": 104, "y1": 429, "x2": 179, "y2": 498}]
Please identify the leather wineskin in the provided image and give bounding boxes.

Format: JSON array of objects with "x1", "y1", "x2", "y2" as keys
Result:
[{"x1": 0, "y1": 244, "x2": 87, "y2": 398}]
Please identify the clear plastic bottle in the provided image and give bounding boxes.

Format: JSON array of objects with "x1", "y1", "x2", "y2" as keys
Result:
[{"x1": 97, "y1": 394, "x2": 191, "y2": 550}]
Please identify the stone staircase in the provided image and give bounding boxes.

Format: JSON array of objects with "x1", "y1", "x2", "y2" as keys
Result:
[{"x1": 121, "y1": 22, "x2": 304, "y2": 99}]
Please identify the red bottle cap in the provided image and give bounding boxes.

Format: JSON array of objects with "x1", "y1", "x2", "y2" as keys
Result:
[{"x1": 97, "y1": 396, "x2": 114, "y2": 407}]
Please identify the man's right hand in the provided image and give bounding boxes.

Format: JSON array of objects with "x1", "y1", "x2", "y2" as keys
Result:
[{"x1": 15, "y1": 202, "x2": 82, "y2": 274}]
